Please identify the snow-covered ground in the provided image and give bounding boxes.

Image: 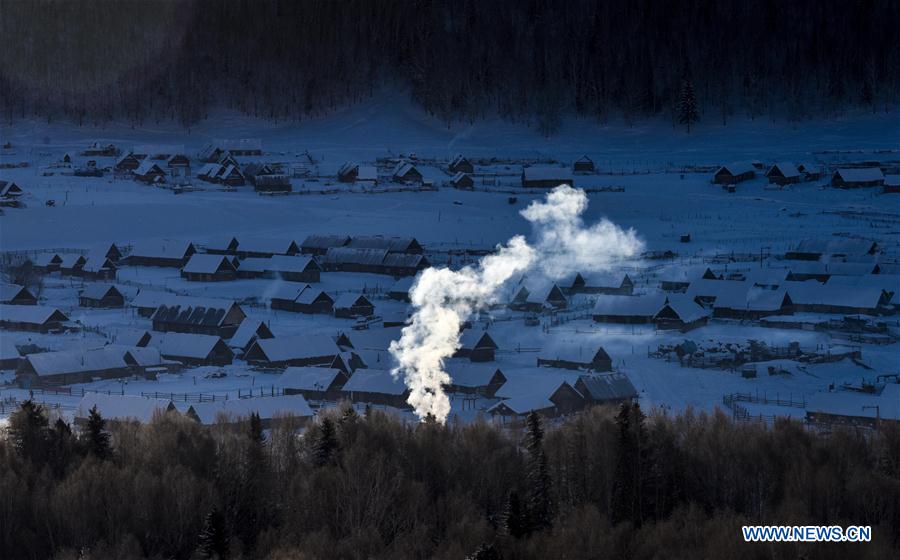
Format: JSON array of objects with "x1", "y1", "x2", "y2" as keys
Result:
[{"x1": 1, "y1": 95, "x2": 898, "y2": 424}]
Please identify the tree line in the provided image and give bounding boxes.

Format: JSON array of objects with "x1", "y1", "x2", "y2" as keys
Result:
[
  {"x1": 2, "y1": 399, "x2": 899, "y2": 559},
  {"x1": 0, "y1": 0, "x2": 896, "y2": 134}
]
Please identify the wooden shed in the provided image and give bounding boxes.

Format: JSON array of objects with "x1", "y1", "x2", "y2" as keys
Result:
[
  {"x1": 538, "y1": 346, "x2": 612, "y2": 372},
  {"x1": 333, "y1": 293, "x2": 375, "y2": 318},
  {"x1": 79, "y1": 284, "x2": 125, "y2": 308},
  {"x1": 181, "y1": 254, "x2": 238, "y2": 282},
  {"x1": 713, "y1": 163, "x2": 756, "y2": 184}
]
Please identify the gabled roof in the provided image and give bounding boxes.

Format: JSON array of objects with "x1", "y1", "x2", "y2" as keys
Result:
[
  {"x1": 188, "y1": 394, "x2": 313, "y2": 425},
  {"x1": 182, "y1": 254, "x2": 236, "y2": 274},
  {"x1": 276, "y1": 367, "x2": 345, "y2": 392},
  {"x1": 130, "y1": 240, "x2": 195, "y2": 260},
  {"x1": 135, "y1": 159, "x2": 165, "y2": 176},
  {"x1": 266, "y1": 255, "x2": 320, "y2": 273},
  {"x1": 77, "y1": 394, "x2": 174, "y2": 423},
  {"x1": 347, "y1": 236, "x2": 421, "y2": 253},
  {"x1": 150, "y1": 299, "x2": 242, "y2": 328},
  {"x1": 324, "y1": 247, "x2": 389, "y2": 265},
  {"x1": 834, "y1": 168, "x2": 884, "y2": 182},
  {"x1": 576, "y1": 373, "x2": 637, "y2": 401},
  {"x1": 229, "y1": 319, "x2": 273, "y2": 350},
  {"x1": 342, "y1": 368, "x2": 408, "y2": 395},
  {"x1": 458, "y1": 330, "x2": 497, "y2": 350},
  {"x1": 0, "y1": 304, "x2": 69, "y2": 325},
  {"x1": 765, "y1": 162, "x2": 800, "y2": 178},
  {"x1": 238, "y1": 238, "x2": 299, "y2": 255},
  {"x1": 715, "y1": 162, "x2": 756, "y2": 176},
  {"x1": 150, "y1": 332, "x2": 230, "y2": 360},
  {"x1": 23, "y1": 345, "x2": 159, "y2": 377},
  {"x1": 301, "y1": 234, "x2": 351, "y2": 250},
  {"x1": 0, "y1": 181, "x2": 24, "y2": 197},
  {"x1": 0, "y1": 283, "x2": 33, "y2": 303},
  {"x1": 783, "y1": 281, "x2": 885, "y2": 309},
  {"x1": 247, "y1": 335, "x2": 339, "y2": 362},
  {"x1": 494, "y1": 369, "x2": 580, "y2": 399},
  {"x1": 540, "y1": 345, "x2": 610, "y2": 365},
  {"x1": 592, "y1": 293, "x2": 667, "y2": 317},
  {"x1": 333, "y1": 293, "x2": 374, "y2": 309},
  {"x1": 392, "y1": 161, "x2": 419, "y2": 178},
  {"x1": 445, "y1": 363, "x2": 506, "y2": 388},
  {"x1": 79, "y1": 284, "x2": 123, "y2": 301},
  {"x1": 656, "y1": 294, "x2": 709, "y2": 323},
  {"x1": 131, "y1": 291, "x2": 226, "y2": 311}
]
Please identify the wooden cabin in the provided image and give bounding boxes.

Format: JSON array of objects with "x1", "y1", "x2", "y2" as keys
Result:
[
  {"x1": 454, "y1": 330, "x2": 498, "y2": 362},
  {"x1": 79, "y1": 284, "x2": 125, "y2": 308},
  {"x1": 713, "y1": 163, "x2": 756, "y2": 184},
  {"x1": 448, "y1": 154, "x2": 474, "y2": 174},
  {"x1": 765, "y1": 163, "x2": 801, "y2": 185},
  {"x1": 832, "y1": 168, "x2": 885, "y2": 188},
  {"x1": 181, "y1": 254, "x2": 238, "y2": 282},
  {"x1": 573, "y1": 155, "x2": 595, "y2": 173},
  {"x1": 538, "y1": 346, "x2": 612, "y2": 372},
  {"x1": 333, "y1": 293, "x2": 375, "y2": 318}
]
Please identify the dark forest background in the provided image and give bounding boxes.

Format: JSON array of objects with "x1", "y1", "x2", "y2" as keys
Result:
[
  {"x1": 3, "y1": 401, "x2": 900, "y2": 559},
  {"x1": 0, "y1": 0, "x2": 897, "y2": 134}
]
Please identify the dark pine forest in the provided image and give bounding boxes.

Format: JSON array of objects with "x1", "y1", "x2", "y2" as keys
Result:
[{"x1": 0, "y1": 0, "x2": 897, "y2": 133}]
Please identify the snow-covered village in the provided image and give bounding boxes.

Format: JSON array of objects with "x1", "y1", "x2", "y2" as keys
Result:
[{"x1": 1, "y1": 2, "x2": 899, "y2": 559}]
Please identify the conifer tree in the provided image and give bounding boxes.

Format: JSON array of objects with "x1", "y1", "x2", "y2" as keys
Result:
[
  {"x1": 83, "y1": 405, "x2": 111, "y2": 460},
  {"x1": 7, "y1": 400, "x2": 50, "y2": 465},
  {"x1": 503, "y1": 491, "x2": 528, "y2": 538},
  {"x1": 677, "y1": 79, "x2": 700, "y2": 132},
  {"x1": 313, "y1": 417, "x2": 338, "y2": 467},
  {"x1": 197, "y1": 508, "x2": 229, "y2": 559},
  {"x1": 525, "y1": 411, "x2": 553, "y2": 532}
]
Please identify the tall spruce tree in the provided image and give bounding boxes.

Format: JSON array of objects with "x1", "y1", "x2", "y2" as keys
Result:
[
  {"x1": 7, "y1": 400, "x2": 51, "y2": 465},
  {"x1": 503, "y1": 491, "x2": 528, "y2": 538},
  {"x1": 524, "y1": 411, "x2": 553, "y2": 532},
  {"x1": 677, "y1": 79, "x2": 700, "y2": 132},
  {"x1": 83, "y1": 405, "x2": 111, "y2": 459},
  {"x1": 197, "y1": 507, "x2": 229, "y2": 559},
  {"x1": 313, "y1": 417, "x2": 338, "y2": 467}
]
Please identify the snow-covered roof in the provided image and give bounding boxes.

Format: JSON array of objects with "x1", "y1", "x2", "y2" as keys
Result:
[
  {"x1": 80, "y1": 256, "x2": 114, "y2": 274},
  {"x1": 266, "y1": 255, "x2": 319, "y2": 273},
  {"x1": 766, "y1": 162, "x2": 800, "y2": 178},
  {"x1": 592, "y1": 293, "x2": 666, "y2": 317},
  {"x1": 344, "y1": 327, "x2": 404, "y2": 351},
  {"x1": 383, "y1": 253, "x2": 426, "y2": 268},
  {"x1": 229, "y1": 319, "x2": 269, "y2": 350},
  {"x1": 24, "y1": 345, "x2": 158, "y2": 377},
  {"x1": 494, "y1": 370, "x2": 580, "y2": 399},
  {"x1": 715, "y1": 162, "x2": 756, "y2": 176},
  {"x1": 576, "y1": 373, "x2": 637, "y2": 401},
  {"x1": 188, "y1": 394, "x2": 312, "y2": 425},
  {"x1": 150, "y1": 332, "x2": 228, "y2": 360},
  {"x1": 130, "y1": 239, "x2": 194, "y2": 260},
  {"x1": 342, "y1": 369, "x2": 407, "y2": 395},
  {"x1": 713, "y1": 287, "x2": 790, "y2": 312},
  {"x1": 77, "y1": 394, "x2": 175, "y2": 423},
  {"x1": 276, "y1": 367, "x2": 345, "y2": 392},
  {"x1": 249, "y1": 335, "x2": 339, "y2": 362},
  {"x1": 458, "y1": 329, "x2": 497, "y2": 350},
  {"x1": 238, "y1": 238, "x2": 298, "y2": 255},
  {"x1": 135, "y1": 159, "x2": 165, "y2": 176},
  {"x1": 885, "y1": 175, "x2": 900, "y2": 187},
  {"x1": 79, "y1": 284, "x2": 122, "y2": 301},
  {"x1": 324, "y1": 247, "x2": 389, "y2": 265},
  {"x1": 392, "y1": 161, "x2": 419, "y2": 178},
  {"x1": 656, "y1": 294, "x2": 709, "y2": 323},
  {"x1": 488, "y1": 395, "x2": 555, "y2": 415},
  {"x1": 182, "y1": 254, "x2": 234, "y2": 274},
  {"x1": 807, "y1": 390, "x2": 900, "y2": 421},
  {"x1": 0, "y1": 283, "x2": 31, "y2": 303},
  {"x1": 150, "y1": 298, "x2": 242, "y2": 328},
  {"x1": 686, "y1": 278, "x2": 749, "y2": 300},
  {"x1": 389, "y1": 276, "x2": 416, "y2": 295},
  {"x1": 333, "y1": 293, "x2": 372, "y2": 309},
  {"x1": 301, "y1": 234, "x2": 351, "y2": 250},
  {"x1": 539, "y1": 345, "x2": 609, "y2": 365},
  {"x1": 783, "y1": 281, "x2": 884, "y2": 309},
  {"x1": 295, "y1": 287, "x2": 332, "y2": 305},
  {"x1": 834, "y1": 168, "x2": 884, "y2": 183},
  {"x1": 445, "y1": 363, "x2": 506, "y2": 388},
  {"x1": 347, "y1": 236, "x2": 420, "y2": 253},
  {"x1": 58, "y1": 254, "x2": 86, "y2": 268},
  {"x1": 131, "y1": 291, "x2": 225, "y2": 310},
  {"x1": 0, "y1": 304, "x2": 68, "y2": 325}
]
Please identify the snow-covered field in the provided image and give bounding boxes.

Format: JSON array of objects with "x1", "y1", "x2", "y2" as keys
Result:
[{"x1": 1, "y1": 93, "x2": 898, "y2": 425}]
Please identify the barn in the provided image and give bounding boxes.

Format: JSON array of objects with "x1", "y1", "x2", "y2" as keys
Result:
[
  {"x1": 712, "y1": 162, "x2": 756, "y2": 184},
  {"x1": 79, "y1": 256, "x2": 117, "y2": 281},
  {"x1": 228, "y1": 319, "x2": 274, "y2": 357},
  {"x1": 454, "y1": 330, "x2": 498, "y2": 362},
  {"x1": 784, "y1": 282, "x2": 887, "y2": 315},
  {"x1": 150, "y1": 298, "x2": 246, "y2": 338},
  {"x1": 489, "y1": 379, "x2": 585, "y2": 421},
  {"x1": 765, "y1": 162, "x2": 801, "y2": 185},
  {"x1": 263, "y1": 255, "x2": 321, "y2": 282},
  {"x1": 712, "y1": 287, "x2": 793, "y2": 319},
  {"x1": 181, "y1": 254, "x2": 238, "y2": 282},
  {"x1": 269, "y1": 283, "x2": 334, "y2": 314},
  {"x1": 347, "y1": 236, "x2": 424, "y2": 254},
  {"x1": 574, "y1": 373, "x2": 637, "y2": 405},
  {"x1": 592, "y1": 294, "x2": 666, "y2": 323},
  {"x1": 333, "y1": 293, "x2": 375, "y2": 318},
  {"x1": 341, "y1": 368, "x2": 410, "y2": 408},
  {"x1": 79, "y1": 284, "x2": 125, "y2": 308},
  {"x1": 449, "y1": 172, "x2": 474, "y2": 189},
  {"x1": 300, "y1": 234, "x2": 351, "y2": 255},
  {"x1": 392, "y1": 162, "x2": 423, "y2": 184},
  {"x1": 149, "y1": 332, "x2": 234, "y2": 366},
  {"x1": 244, "y1": 334, "x2": 341, "y2": 367},
  {"x1": 445, "y1": 363, "x2": 507, "y2": 396},
  {"x1": 235, "y1": 238, "x2": 300, "y2": 259},
  {"x1": 653, "y1": 295, "x2": 710, "y2": 331},
  {"x1": 448, "y1": 154, "x2": 474, "y2": 174},
  {"x1": 831, "y1": 168, "x2": 885, "y2": 188},
  {"x1": 0, "y1": 305, "x2": 69, "y2": 333},
  {"x1": 187, "y1": 395, "x2": 313, "y2": 428},
  {"x1": 58, "y1": 254, "x2": 87, "y2": 275},
  {"x1": 275, "y1": 367, "x2": 349, "y2": 400},
  {"x1": 0, "y1": 283, "x2": 37, "y2": 305},
  {"x1": 17, "y1": 345, "x2": 164, "y2": 386},
  {"x1": 215, "y1": 164, "x2": 246, "y2": 186},
  {"x1": 134, "y1": 160, "x2": 167, "y2": 184},
  {"x1": 114, "y1": 152, "x2": 141, "y2": 172},
  {"x1": 521, "y1": 166, "x2": 574, "y2": 188},
  {"x1": 573, "y1": 155, "x2": 595, "y2": 173},
  {"x1": 538, "y1": 346, "x2": 612, "y2": 372},
  {"x1": 128, "y1": 240, "x2": 197, "y2": 267},
  {"x1": 254, "y1": 174, "x2": 291, "y2": 193}
]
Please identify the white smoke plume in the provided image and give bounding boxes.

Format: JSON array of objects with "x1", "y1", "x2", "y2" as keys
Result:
[{"x1": 389, "y1": 185, "x2": 644, "y2": 422}]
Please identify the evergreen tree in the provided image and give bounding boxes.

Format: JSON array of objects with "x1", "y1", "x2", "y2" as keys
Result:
[
  {"x1": 677, "y1": 79, "x2": 699, "y2": 132},
  {"x1": 503, "y1": 491, "x2": 528, "y2": 538},
  {"x1": 524, "y1": 411, "x2": 553, "y2": 532},
  {"x1": 611, "y1": 402, "x2": 648, "y2": 526},
  {"x1": 247, "y1": 412, "x2": 265, "y2": 446},
  {"x1": 83, "y1": 405, "x2": 111, "y2": 460},
  {"x1": 313, "y1": 417, "x2": 338, "y2": 467},
  {"x1": 7, "y1": 399, "x2": 50, "y2": 465},
  {"x1": 197, "y1": 508, "x2": 229, "y2": 559},
  {"x1": 48, "y1": 417, "x2": 77, "y2": 477},
  {"x1": 466, "y1": 542, "x2": 503, "y2": 560}
]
